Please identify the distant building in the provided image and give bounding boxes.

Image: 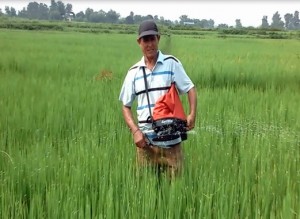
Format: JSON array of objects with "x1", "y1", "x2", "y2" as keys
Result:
[
  {"x1": 183, "y1": 21, "x2": 195, "y2": 25},
  {"x1": 63, "y1": 12, "x2": 75, "y2": 22}
]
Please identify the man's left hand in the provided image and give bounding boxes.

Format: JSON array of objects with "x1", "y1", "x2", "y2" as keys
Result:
[{"x1": 186, "y1": 114, "x2": 196, "y2": 131}]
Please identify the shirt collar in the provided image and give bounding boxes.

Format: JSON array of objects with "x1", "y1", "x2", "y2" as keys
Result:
[{"x1": 138, "y1": 50, "x2": 164, "y2": 68}]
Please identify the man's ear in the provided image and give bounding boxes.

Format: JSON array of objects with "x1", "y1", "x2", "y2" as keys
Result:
[
  {"x1": 137, "y1": 38, "x2": 141, "y2": 44},
  {"x1": 157, "y1": 35, "x2": 161, "y2": 41}
]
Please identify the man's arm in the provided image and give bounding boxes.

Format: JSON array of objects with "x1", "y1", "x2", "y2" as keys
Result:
[
  {"x1": 122, "y1": 105, "x2": 146, "y2": 148},
  {"x1": 122, "y1": 105, "x2": 139, "y2": 134},
  {"x1": 186, "y1": 87, "x2": 197, "y2": 130}
]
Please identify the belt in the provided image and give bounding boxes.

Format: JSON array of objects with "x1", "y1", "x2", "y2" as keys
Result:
[
  {"x1": 138, "y1": 120, "x2": 152, "y2": 124},
  {"x1": 139, "y1": 116, "x2": 153, "y2": 124}
]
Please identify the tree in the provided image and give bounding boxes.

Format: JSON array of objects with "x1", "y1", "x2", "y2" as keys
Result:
[
  {"x1": 49, "y1": 0, "x2": 60, "y2": 20},
  {"x1": 163, "y1": 19, "x2": 173, "y2": 26},
  {"x1": 270, "y1": 11, "x2": 284, "y2": 29},
  {"x1": 106, "y1": 9, "x2": 120, "y2": 23},
  {"x1": 134, "y1": 15, "x2": 143, "y2": 23},
  {"x1": 5, "y1": 6, "x2": 10, "y2": 15},
  {"x1": 145, "y1": 14, "x2": 153, "y2": 20},
  {"x1": 294, "y1": 11, "x2": 300, "y2": 29},
  {"x1": 89, "y1": 10, "x2": 106, "y2": 23},
  {"x1": 125, "y1": 15, "x2": 134, "y2": 24},
  {"x1": 18, "y1": 7, "x2": 27, "y2": 18},
  {"x1": 198, "y1": 19, "x2": 208, "y2": 28},
  {"x1": 49, "y1": 10, "x2": 61, "y2": 20},
  {"x1": 50, "y1": 0, "x2": 57, "y2": 12},
  {"x1": 207, "y1": 19, "x2": 215, "y2": 28},
  {"x1": 235, "y1": 19, "x2": 242, "y2": 29},
  {"x1": 179, "y1": 15, "x2": 189, "y2": 24},
  {"x1": 261, "y1": 16, "x2": 269, "y2": 29},
  {"x1": 56, "y1": 1, "x2": 65, "y2": 16},
  {"x1": 5, "y1": 6, "x2": 17, "y2": 16},
  {"x1": 197, "y1": 19, "x2": 215, "y2": 28},
  {"x1": 65, "y1": 3, "x2": 72, "y2": 14},
  {"x1": 217, "y1": 23, "x2": 229, "y2": 29},
  {"x1": 85, "y1": 8, "x2": 93, "y2": 21},
  {"x1": 125, "y1": 11, "x2": 134, "y2": 24},
  {"x1": 284, "y1": 13, "x2": 293, "y2": 29},
  {"x1": 39, "y1": 3, "x2": 49, "y2": 20},
  {"x1": 27, "y1": 2, "x2": 39, "y2": 19},
  {"x1": 10, "y1": 7, "x2": 17, "y2": 16},
  {"x1": 75, "y1": 11, "x2": 85, "y2": 21}
]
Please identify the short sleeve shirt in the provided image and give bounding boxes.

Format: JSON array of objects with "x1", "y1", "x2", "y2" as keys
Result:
[{"x1": 119, "y1": 50, "x2": 194, "y2": 125}]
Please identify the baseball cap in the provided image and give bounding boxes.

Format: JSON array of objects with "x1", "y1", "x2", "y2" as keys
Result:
[{"x1": 138, "y1": 20, "x2": 159, "y2": 39}]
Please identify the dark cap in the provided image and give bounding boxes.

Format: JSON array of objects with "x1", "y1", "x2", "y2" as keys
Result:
[{"x1": 138, "y1": 20, "x2": 159, "y2": 39}]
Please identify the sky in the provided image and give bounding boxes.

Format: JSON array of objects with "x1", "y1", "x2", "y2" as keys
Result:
[{"x1": 1, "y1": 0, "x2": 299, "y2": 27}]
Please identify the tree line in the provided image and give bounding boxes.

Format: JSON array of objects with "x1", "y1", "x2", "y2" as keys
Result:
[{"x1": 1, "y1": 0, "x2": 299, "y2": 30}]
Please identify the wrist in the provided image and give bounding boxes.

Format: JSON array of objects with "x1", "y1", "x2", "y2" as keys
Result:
[
  {"x1": 132, "y1": 128, "x2": 140, "y2": 135},
  {"x1": 189, "y1": 112, "x2": 196, "y2": 118}
]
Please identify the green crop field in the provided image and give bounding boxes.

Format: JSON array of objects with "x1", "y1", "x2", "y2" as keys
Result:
[{"x1": 0, "y1": 29, "x2": 299, "y2": 218}]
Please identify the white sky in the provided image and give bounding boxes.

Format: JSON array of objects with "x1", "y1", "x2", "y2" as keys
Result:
[{"x1": 1, "y1": 0, "x2": 299, "y2": 27}]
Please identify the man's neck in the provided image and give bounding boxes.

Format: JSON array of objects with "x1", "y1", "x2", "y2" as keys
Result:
[{"x1": 144, "y1": 51, "x2": 159, "y2": 71}]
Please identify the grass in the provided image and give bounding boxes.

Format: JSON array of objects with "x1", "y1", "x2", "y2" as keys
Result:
[{"x1": 0, "y1": 29, "x2": 299, "y2": 218}]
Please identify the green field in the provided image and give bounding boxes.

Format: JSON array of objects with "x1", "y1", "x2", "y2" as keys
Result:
[{"x1": 0, "y1": 29, "x2": 299, "y2": 218}]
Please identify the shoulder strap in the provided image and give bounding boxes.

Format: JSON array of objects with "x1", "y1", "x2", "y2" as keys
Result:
[{"x1": 142, "y1": 67, "x2": 153, "y2": 123}]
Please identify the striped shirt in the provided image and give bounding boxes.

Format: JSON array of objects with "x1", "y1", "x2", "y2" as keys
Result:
[{"x1": 119, "y1": 50, "x2": 194, "y2": 127}]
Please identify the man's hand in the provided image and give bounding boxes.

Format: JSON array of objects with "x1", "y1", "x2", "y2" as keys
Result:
[
  {"x1": 122, "y1": 106, "x2": 148, "y2": 148},
  {"x1": 133, "y1": 129, "x2": 147, "y2": 148},
  {"x1": 186, "y1": 114, "x2": 196, "y2": 131}
]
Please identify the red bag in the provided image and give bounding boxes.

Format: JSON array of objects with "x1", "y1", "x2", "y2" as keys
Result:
[{"x1": 153, "y1": 83, "x2": 186, "y2": 121}]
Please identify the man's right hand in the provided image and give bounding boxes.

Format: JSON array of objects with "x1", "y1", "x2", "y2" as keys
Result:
[{"x1": 133, "y1": 130, "x2": 147, "y2": 148}]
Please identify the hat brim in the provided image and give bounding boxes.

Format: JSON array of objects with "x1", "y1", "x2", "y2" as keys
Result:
[{"x1": 138, "y1": 30, "x2": 159, "y2": 39}]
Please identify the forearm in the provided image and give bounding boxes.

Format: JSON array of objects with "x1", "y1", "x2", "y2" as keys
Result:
[
  {"x1": 122, "y1": 105, "x2": 146, "y2": 148},
  {"x1": 122, "y1": 105, "x2": 139, "y2": 134},
  {"x1": 187, "y1": 87, "x2": 197, "y2": 117}
]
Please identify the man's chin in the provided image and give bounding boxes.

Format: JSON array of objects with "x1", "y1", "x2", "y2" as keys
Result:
[{"x1": 145, "y1": 51, "x2": 157, "y2": 59}]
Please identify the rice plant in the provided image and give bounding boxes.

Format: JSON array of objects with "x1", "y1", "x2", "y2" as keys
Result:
[{"x1": 0, "y1": 29, "x2": 299, "y2": 218}]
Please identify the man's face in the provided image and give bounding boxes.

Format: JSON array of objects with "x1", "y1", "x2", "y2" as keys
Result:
[{"x1": 137, "y1": 35, "x2": 160, "y2": 59}]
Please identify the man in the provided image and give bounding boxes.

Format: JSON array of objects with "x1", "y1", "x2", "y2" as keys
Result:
[{"x1": 119, "y1": 20, "x2": 197, "y2": 178}]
